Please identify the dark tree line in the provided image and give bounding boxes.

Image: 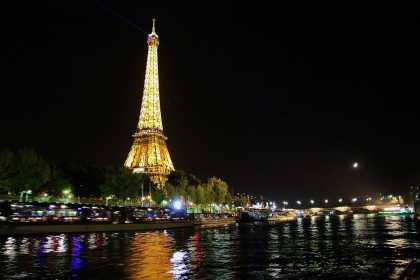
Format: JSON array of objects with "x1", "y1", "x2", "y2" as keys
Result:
[{"x1": 0, "y1": 148, "x2": 233, "y2": 210}]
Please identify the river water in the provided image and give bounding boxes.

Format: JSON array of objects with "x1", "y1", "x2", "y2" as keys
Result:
[{"x1": 0, "y1": 214, "x2": 419, "y2": 279}]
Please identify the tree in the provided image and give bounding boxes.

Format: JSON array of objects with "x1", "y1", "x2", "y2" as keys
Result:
[
  {"x1": 176, "y1": 176, "x2": 189, "y2": 200},
  {"x1": 224, "y1": 191, "x2": 233, "y2": 205},
  {"x1": 165, "y1": 182, "x2": 176, "y2": 198},
  {"x1": 167, "y1": 170, "x2": 187, "y2": 186},
  {"x1": 12, "y1": 148, "x2": 51, "y2": 195},
  {"x1": 0, "y1": 148, "x2": 15, "y2": 193},
  {"x1": 166, "y1": 170, "x2": 196, "y2": 202},
  {"x1": 188, "y1": 185, "x2": 198, "y2": 204},
  {"x1": 47, "y1": 165, "x2": 74, "y2": 197},
  {"x1": 151, "y1": 185, "x2": 165, "y2": 205},
  {"x1": 59, "y1": 162, "x2": 108, "y2": 197},
  {"x1": 208, "y1": 177, "x2": 229, "y2": 204},
  {"x1": 99, "y1": 168, "x2": 147, "y2": 202},
  {"x1": 202, "y1": 182, "x2": 214, "y2": 205},
  {"x1": 195, "y1": 184, "x2": 205, "y2": 205}
]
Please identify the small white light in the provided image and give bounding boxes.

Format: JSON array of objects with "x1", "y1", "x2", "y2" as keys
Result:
[{"x1": 173, "y1": 200, "x2": 182, "y2": 210}]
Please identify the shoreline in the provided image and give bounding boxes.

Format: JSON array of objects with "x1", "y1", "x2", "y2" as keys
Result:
[{"x1": 0, "y1": 218, "x2": 237, "y2": 236}]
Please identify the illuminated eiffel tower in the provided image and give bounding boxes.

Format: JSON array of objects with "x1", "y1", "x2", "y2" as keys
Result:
[{"x1": 125, "y1": 19, "x2": 174, "y2": 186}]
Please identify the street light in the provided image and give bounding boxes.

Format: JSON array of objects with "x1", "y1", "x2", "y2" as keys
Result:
[
  {"x1": 62, "y1": 189, "x2": 72, "y2": 203},
  {"x1": 106, "y1": 195, "x2": 114, "y2": 206},
  {"x1": 324, "y1": 199, "x2": 328, "y2": 204},
  {"x1": 353, "y1": 162, "x2": 359, "y2": 169},
  {"x1": 271, "y1": 202, "x2": 277, "y2": 210},
  {"x1": 173, "y1": 200, "x2": 182, "y2": 210},
  {"x1": 352, "y1": 197, "x2": 358, "y2": 203},
  {"x1": 26, "y1": 190, "x2": 32, "y2": 202},
  {"x1": 310, "y1": 199, "x2": 315, "y2": 205},
  {"x1": 338, "y1": 198, "x2": 343, "y2": 203},
  {"x1": 296, "y1": 200, "x2": 301, "y2": 205},
  {"x1": 21, "y1": 190, "x2": 32, "y2": 202}
]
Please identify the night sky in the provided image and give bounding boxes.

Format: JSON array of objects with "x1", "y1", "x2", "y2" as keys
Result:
[{"x1": 2, "y1": 2, "x2": 420, "y2": 201}]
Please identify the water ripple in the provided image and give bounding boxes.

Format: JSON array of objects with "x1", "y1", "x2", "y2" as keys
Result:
[{"x1": 0, "y1": 215, "x2": 419, "y2": 279}]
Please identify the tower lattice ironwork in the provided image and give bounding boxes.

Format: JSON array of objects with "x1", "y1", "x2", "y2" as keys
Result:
[{"x1": 125, "y1": 19, "x2": 174, "y2": 186}]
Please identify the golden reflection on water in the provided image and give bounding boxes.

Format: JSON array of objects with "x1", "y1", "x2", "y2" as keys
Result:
[
  {"x1": 127, "y1": 231, "x2": 174, "y2": 280},
  {"x1": 385, "y1": 238, "x2": 407, "y2": 249}
]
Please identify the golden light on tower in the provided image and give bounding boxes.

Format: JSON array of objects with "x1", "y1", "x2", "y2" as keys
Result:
[{"x1": 125, "y1": 19, "x2": 174, "y2": 186}]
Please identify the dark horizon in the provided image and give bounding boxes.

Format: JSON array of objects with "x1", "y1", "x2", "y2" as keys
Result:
[{"x1": 2, "y1": 2, "x2": 420, "y2": 201}]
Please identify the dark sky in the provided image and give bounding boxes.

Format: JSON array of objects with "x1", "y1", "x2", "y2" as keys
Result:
[{"x1": 2, "y1": 2, "x2": 420, "y2": 200}]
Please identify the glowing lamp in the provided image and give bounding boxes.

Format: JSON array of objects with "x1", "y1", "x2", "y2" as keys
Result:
[{"x1": 173, "y1": 200, "x2": 182, "y2": 210}]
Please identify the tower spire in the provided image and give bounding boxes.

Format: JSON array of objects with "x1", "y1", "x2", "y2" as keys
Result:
[{"x1": 152, "y1": 18, "x2": 156, "y2": 34}]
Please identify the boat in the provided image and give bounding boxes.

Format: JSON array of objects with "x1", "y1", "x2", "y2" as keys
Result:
[
  {"x1": 237, "y1": 209, "x2": 268, "y2": 222},
  {"x1": 267, "y1": 209, "x2": 296, "y2": 223},
  {"x1": 237, "y1": 208, "x2": 297, "y2": 223}
]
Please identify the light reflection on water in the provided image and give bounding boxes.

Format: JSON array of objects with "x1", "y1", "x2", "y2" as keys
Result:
[
  {"x1": 127, "y1": 231, "x2": 173, "y2": 280},
  {"x1": 0, "y1": 214, "x2": 419, "y2": 279}
]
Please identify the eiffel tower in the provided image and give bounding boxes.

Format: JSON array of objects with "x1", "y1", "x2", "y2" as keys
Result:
[{"x1": 125, "y1": 19, "x2": 174, "y2": 186}]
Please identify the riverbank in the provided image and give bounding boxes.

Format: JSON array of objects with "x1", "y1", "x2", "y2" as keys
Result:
[{"x1": 0, "y1": 218, "x2": 237, "y2": 236}]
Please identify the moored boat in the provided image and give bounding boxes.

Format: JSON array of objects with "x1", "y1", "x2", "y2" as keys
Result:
[
  {"x1": 267, "y1": 209, "x2": 297, "y2": 223},
  {"x1": 237, "y1": 210, "x2": 268, "y2": 222}
]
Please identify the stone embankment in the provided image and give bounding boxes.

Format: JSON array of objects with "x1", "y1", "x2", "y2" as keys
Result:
[{"x1": 0, "y1": 218, "x2": 237, "y2": 236}]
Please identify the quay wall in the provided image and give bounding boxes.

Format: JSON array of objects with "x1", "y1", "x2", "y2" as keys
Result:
[{"x1": 0, "y1": 219, "x2": 237, "y2": 236}]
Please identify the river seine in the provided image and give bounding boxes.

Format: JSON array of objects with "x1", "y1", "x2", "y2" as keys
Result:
[{"x1": 0, "y1": 214, "x2": 419, "y2": 279}]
